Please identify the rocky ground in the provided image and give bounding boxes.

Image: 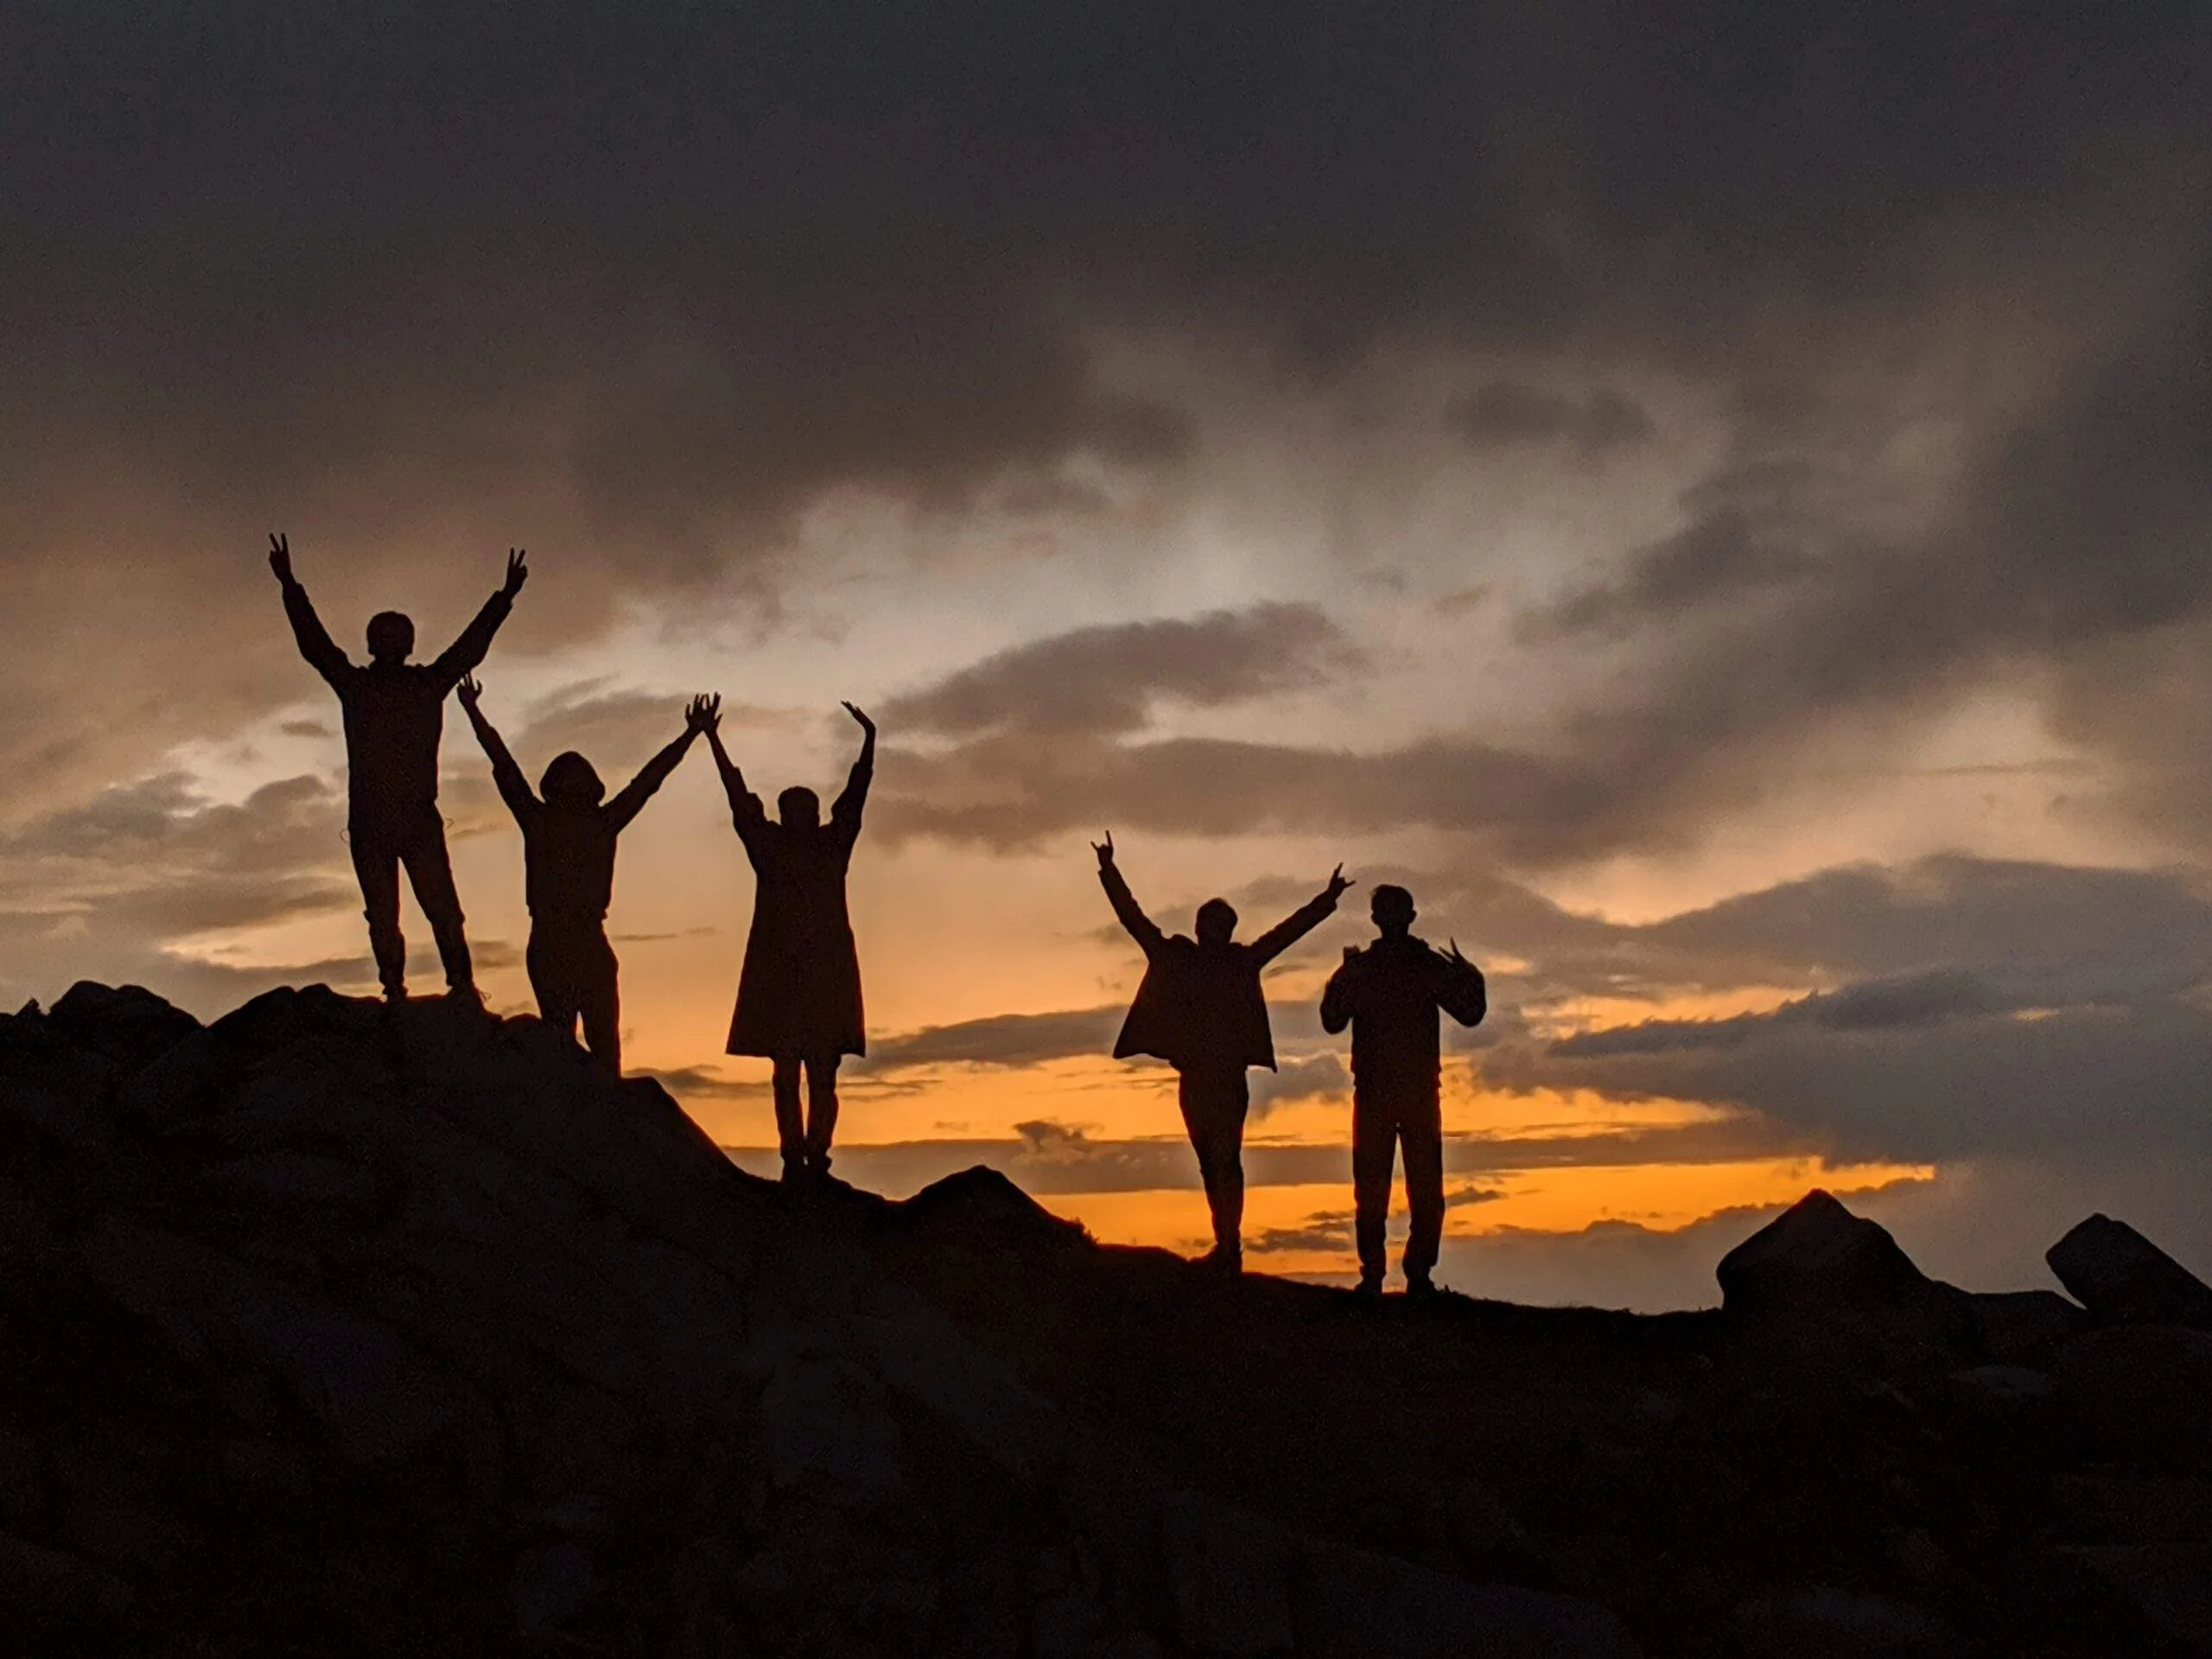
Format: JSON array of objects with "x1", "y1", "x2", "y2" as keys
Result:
[{"x1": 1, "y1": 982, "x2": 2208, "y2": 1656}]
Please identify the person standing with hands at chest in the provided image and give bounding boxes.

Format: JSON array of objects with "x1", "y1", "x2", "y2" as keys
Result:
[
  {"x1": 1094, "y1": 833, "x2": 1351, "y2": 1273},
  {"x1": 1321, "y1": 885, "x2": 1487, "y2": 1298}
]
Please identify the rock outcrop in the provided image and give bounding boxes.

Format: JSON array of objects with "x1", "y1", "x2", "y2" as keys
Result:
[
  {"x1": 0, "y1": 983, "x2": 1637, "y2": 1657},
  {"x1": 2047, "y1": 1214, "x2": 2212, "y2": 1332}
]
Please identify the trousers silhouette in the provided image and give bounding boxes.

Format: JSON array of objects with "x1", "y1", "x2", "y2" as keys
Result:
[
  {"x1": 772, "y1": 1055, "x2": 841, "y2": 1171},
  {"x1": 1352, "y1": 1082, "x2": 1444, "y2": 1285},
  {"x1": 528, "y1": 924, "x2": 620, "y2": 1072},
  {"x1": 351, "y1": 812, "x2": 473, "y2": 998},
  {"x1": 1179, "y1": 1065, "x2": 1249, "y2": 1260}
]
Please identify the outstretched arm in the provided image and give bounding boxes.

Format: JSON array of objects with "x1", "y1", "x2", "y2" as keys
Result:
[
  {"x1": 830, "y1": 702, "x2": 875, "y2": 841},
  {"x1": 455, "y1": 675, "x2": 537, "y2": 824},
  {"x1": 268, "y1": 532, "x2": 351, "y2": 686},
  {"x1": 1093, "y1": 833, "x2": 1166, "y2": 957},
  {"x1": 429, "y1": 548, "x2": 528, "y2": 689},
  {"x1": 1250, "y1": 865, "x2": 1355, "y2": 965},
  {"x1": 703, "y1": 723, "x2": 767, "y2": 836},
  {"x1": 607, "y1": 695, "x2": 715, "y2": 830}
]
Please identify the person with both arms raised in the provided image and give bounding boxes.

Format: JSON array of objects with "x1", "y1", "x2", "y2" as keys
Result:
[
  {"x1": 455, "y1": 675, "x2": 718, "y2": 1074},
  {"x1": 268, "y1": 531, "x2": 526, "y2": 1006},
  {"x1": 1094, "y1": 833, "x2": 1351, "y2": 1273}
]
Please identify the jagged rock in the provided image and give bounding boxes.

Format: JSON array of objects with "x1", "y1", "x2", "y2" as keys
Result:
[
  {"x1": 2047, "y1": 1214, "x2": 2212, "y2": 1331},
  {"x1": 1718, "y1": 1192, "x2": 1932, "y2": 1315},
  {"x1": 45, "y1": 982, "x2": 199, "y2": 1071},
  {"x1": 2057, "y1": 1545, "x2": 2212, "y2": 1654},
  {"x1": 897, "y1": 1165, "x2": 1090, "y2": 1250},
  {"x1": 1293, "y1": 1542, "x2": 1643, "y2": 1658},
  {"x1": 1968, "y1": 1287, "x2": 2083, "y2": 1363},
  {"x1": 2052, "y1": 1474, "x2": 2212, "y2": 1546},
  {"x1": 1724, "y1": 1586, "x2": 1963, "y2": 1656},
  {"x1": 2056, "y1": 1325, "x2": 2212, "y2": 1471}
]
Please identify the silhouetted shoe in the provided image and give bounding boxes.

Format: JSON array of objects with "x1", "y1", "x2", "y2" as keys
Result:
[
  {"x1": 381, "y1": 984, "x2": 407, "y2": 1006},
  {"x1": 1404, "y1": 1271, "x2": 1438, "y2": 1300},
  {"x1": 779, "y1": 1156, "x2": 806, "y2": 1185},
  {"x1": 1354, "y1": 1273, "x2": 1383, "y2": 1298},
  {"x1": 1199, "y1": 1245, "x2": 1243, "y2": 1275},
  {"x1": 445, "y1": 982, "x2": 486, "y2": 1012}
]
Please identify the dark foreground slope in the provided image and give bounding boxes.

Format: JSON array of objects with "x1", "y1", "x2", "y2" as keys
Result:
[{"x1": 1, "y1": 983, "x2": 2208, "y2": 1656}]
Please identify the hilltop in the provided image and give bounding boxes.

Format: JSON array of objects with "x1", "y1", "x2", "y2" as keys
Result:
[{"x1": 0, "y1": 983, "x2": 2208, "y2": 1656}]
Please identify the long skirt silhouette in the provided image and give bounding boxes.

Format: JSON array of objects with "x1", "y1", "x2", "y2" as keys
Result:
[{"x1": 726, "y1": 819, "x2": 867, "y2": 1062}]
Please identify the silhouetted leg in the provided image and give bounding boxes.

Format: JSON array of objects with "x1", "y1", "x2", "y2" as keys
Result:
[
  {"x1": 399, "y1": 823, "x2": 475, "y2": 997},
  {"x1": 577, "y1": 935, "x2": 620, "y2": 1075},
  {"x1": 804, "y1": 1055, "x2": 840, "y2": 1172},
  {"x1": 1351, "y1": 1088, "x2": 1397, "y2": 1287},
  {"x1": 1400, "y1": 1086, "x2": 1445, "y2": 1288},
  {"x1": 350, "y1": 836, "x2": 406, "y2": 1000},
  {"x1": 771, "y1": 1058, "x2": 805, "y2": 1178},
  {"x1": 1178, "y1": 1068, "x2": 1249, "y2": 1262},
  {"x1": 525, "y1": 932, "x2": 579, "y2": 1040}
]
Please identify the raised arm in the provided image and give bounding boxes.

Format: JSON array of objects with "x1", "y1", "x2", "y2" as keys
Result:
[
  {"x1": 455, "y1": 675, "x2": 538, "y2": 825},
  {"x1": 830, "y1": 702, "x2": 876, "y2": 842},
  {"x1": 1093, "y1": 833, "x2": 1166, "y2": 957},
  {"x1": 429, "y1": 548, "x2": 527, "y2": 689},
  {"x1": 607, "y1": 695, "x2": 715, "y2": 830},
  {"x1": 268, "y1": 532, "x2": 351, "y2": 686},
  {"x1": 703, "y1": 724, "x2": 767, "y2": 836},
  {"x1": 1250, "y1": 865, "x2": 1354, "y2": 965},
  {"x1": 1436, "y1": 939, "x2": 1488, "y2": 1028}
]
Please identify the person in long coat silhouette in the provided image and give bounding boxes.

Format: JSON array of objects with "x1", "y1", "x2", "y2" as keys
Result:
[
  {"x1": 1320, "y1": 884, "x2": 1487, "y2": 1297},
  {"x1": 268, "y1": 531, "x2": 526, "y2": 1004},
  {"x1": 707, "y1": 702, "x2": 875, "y2": 1182},
  {"x1": 1094, "y1": 833, "x2": 1351, "y2": 1270},
  {"x1": 456, "y1": 676, "x2": 717, "y2": 1073}
]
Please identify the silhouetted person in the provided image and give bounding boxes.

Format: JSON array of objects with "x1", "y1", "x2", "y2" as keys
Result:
[
  {"x1": 456, "y1": 676, "x2": 715, "y2": 1074},
  {"x1": 1320, "y1": 885, "x2": 1486, "y2": 1297},
  {"x1": 708, "y1": 703, "x2": 875, "y2": 1182},
  {"x1": 269, "y1": 532, "x2": 527, "y2": 1003},
  {"x1": 1095, "y1": 833, "x2": 1351, "y2": 1270}
]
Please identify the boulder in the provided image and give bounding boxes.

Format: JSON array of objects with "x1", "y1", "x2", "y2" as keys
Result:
[
  {"x1": 1718, "y1": 1191, "x2": 1936, "y2": 1316},
  {"x1": 2047, "y1": 1215, "x2": 2212, "y2": 1331},
  {"x1": 45, "y1": 982, "x2": 200, "y2": 1071},
  {"x1": 2056, "y1": 1325, "x2": 2212, "y2": 1471},
  {"x1": 1967, "y1": 1287, "x2": 2083, "y2": 1363}
]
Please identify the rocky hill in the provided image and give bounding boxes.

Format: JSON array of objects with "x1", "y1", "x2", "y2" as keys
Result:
[{"x1": 1, "y1": 982, "x2": 2208, "y2": 1656}]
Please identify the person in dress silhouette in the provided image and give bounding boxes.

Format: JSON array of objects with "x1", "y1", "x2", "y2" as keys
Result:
[
  {"x1": 456, "y1": 676, "x2": 716, "y2": 1073},
  {"x1": 1320, "y1": 885, "x2": 1486, "y2": 1297},
  {"x1": 707, "y1": 703, "x2": 875, "y2": 1183},
  {"x1": 268, "y1": 531, "x2": 526, "y2": 1004},
  {"x1": 1094, "y1": 833, "x2": 1351, "y2": 1271}
]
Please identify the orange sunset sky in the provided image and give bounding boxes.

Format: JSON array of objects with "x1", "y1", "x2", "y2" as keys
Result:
[{"x1": 6, "y1": 4, "x2": 2211, "y2": 1307}]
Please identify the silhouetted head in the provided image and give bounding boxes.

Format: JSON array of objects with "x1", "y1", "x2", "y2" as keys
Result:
[
  {"x1": 540, "y1": 751, "x2": 605, "y2": 808},
  {"x1": 1195, "y1": 898, "x2": 1238, "y2": 947},
  {"x1": 1371, "y1": 884, "x2": 1416, "y2": 937},
  {"x1": 778, "y1": 785, "x2": 821, "y2": 828},
  {"x1": 365, "y1": 611, "x2": 415, "y2": 664}
]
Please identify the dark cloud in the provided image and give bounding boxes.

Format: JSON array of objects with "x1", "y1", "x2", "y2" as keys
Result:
[
  {"x1": 884, "y1": 606, "x2": 1362, "y2": 740},
  {"x1": 1250, "y1": 1052, "x2": 1350, "y2": 1113},
  {"x1": 857, "y1": 1007, "x2": 1129, "y2": 1071},
  {"x1": 1446, "y1": 383, "x2": 1656, "y2": 456}
]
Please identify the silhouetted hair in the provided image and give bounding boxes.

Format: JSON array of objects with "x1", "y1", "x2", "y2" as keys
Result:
[
  {"x1": 540, "y1": 751, "x2": 606, "y2": 807},
  {"x1": 1195, "y1": 898, "x2": 1238, "y2": 946},
  {"x1": 777, "y1": 785, "x2": 821, "y2": 826},
  {"x1": 1371, "y1": 884, "x2": 1415, "y2": 931},
  {"x1": 365, "y1": 611, "x2": 415, "y2": 662}
]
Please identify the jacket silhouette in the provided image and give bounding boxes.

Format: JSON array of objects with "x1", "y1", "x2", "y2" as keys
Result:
[
  {"x1": 1320, "y1": 884, "x2": 1486, "y2": 1295},
  {"x1": 458, "y1": 677, "x2": 714, "y2": 1073},
  {"x1": 709, "y1": 704, "x2": 875, "y2": 1181},
  {"x1": 1096, "y1": 832, "x2": 1349, "y2": 1268},
  {"x1": 270, "y1": 533, "x2": 525, "y2": 1002}
]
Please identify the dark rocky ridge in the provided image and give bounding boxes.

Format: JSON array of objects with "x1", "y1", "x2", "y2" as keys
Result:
[{"x1": 0, "y1": 982, "x2": 2208, "y2": 1656}]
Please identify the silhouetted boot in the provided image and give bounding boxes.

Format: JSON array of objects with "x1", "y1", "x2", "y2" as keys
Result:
[
  {"x1": 1199, "y1": 1243, "x2": 1242, "y2": 1275},
  {"x1": 1354, "y1": 1272, "x2": 1383, "y2": 1298},
  {"x1": 779, "y1": 1154, "x2": 806, "y2": 1185},
  {"x1": 1404, "y1": 1270, "x2": 1438, "y2": 1300}
]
